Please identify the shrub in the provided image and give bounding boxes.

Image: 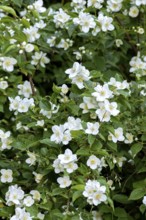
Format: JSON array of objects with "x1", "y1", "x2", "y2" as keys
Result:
[{"x1": 0, "y1": 0, "x2": 146, "y2": 219}]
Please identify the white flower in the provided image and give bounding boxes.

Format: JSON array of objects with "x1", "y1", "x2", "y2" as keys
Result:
[
  {"x1": 53, "y1": 158, "x2": 64, "y2": 174},
  {"x1": 57, "y1": 39, "x2": 73, "y2": 50},
  {"x1": 83, "y1": 180, "x2": 107, "y2": 206},
  {"x1": 58, "y1": 149, "x2": 77, "y2": 164},
  {"x1": 37, "y1": 212, "x2": 45, "y2": 220},
  {"x1": 79, "y1": 97, "x2": 97, "y2": 113},
  {"x1": 23, "y1": 26, "x2": 40, "y2": 42},
  {"x1": 25, "y1": 43, "x2": 34, "y2": 53},
  {"x1": 64, "y1": 162, "x2": 78, "y2": 173},
  {"x1": 57, "y1": 176, "x2": 72, "y2": 188},
  {"x1": 87, "y1": 0, "x2": 104, "y2": 9},
  {"x1": 92, "y1": 190, "x2": 107, "y2": 206},
  {"x1": 47, "y1": 36, "x2": 56, "y2": 47},
  {"x1": 113, "y1": 156, "x2": 127, "y2": 167},
  {"x1": 1, "y1": 57, "x2": 17, "y2": 72},
  {"x1": 50, "y1": 125, "x2": 64, "y2": 144},
  {"x1": 98, "y1": 13, "x2": 114, "y2": 32},
  {"x1": 73, "y1": 12, "x2": 96, "y2": 33},
  {"x1": 104, "y1": 100, "x2": 120, "y2": 116},
  {"x1": 0, "y1": 80, "x2": 8, "y2": 89},
  {"x1": 85, "y1": 122, "x2": 100, "y2": 135},
  {"x1": 10, "y1": 207, "x2": 32, "y2": 220},
  {"x1": 129, "y1": 6, "x2": 139, "y2": 18},
  {"x1": 65, "y1": 62, "x2": 82, "y2": 78},
  {"x1": 33, "y1": 172, "x2": 43, "y2": 183},
  {"x1": 30, "y1": 190, "x2": 41, "y2": 201},
  {"x1": 36, "y1": 120, "x2": 44, "y2": 127},
  {"x1": 108, "y1": 127, "x2": 125, "y2": 143},
  {"x1": 32, "y1": 0, "x2": 46, "y2": 13},
  {"x1": 31, "y1": 51, "x2": 50, "y2": 67},
  {"x1": 87, "y1": 155, "x2": 101, "y2": 170},
  {"x1": 61, "y1": 84, "x2": 69, "y2": 94},
  {"x1": 17, "y1": 81, "x2": 32, "y2": 98},
  {"x1": 107, "y1": 0, "x2": 123, "y2": 12},
  {"x1": 53, "y1": 9, "x2": 70, "y2": 28},
  {"x1": 35, "y1": 20, "x2": 46, "y2": 29},
  {"x1": 115, "y1": 39, "x2": 123, "y2": 47},
  {"x1": 65, "y1": 62, "x2": 90, "y2": 89},
  {"x1": 135, "y1": 0, "x2": 146, "y2": 6},
  {"x1": 0, "y1": 169, "x2": 13, "y2": 183},
  {"x1": 65, "y1": 116, "x2": 83, "y2": 131},
  {"x1": 124, "y1": 133, "x2": 134, "y2": 144},
  {"x1": 23, "y1": 196, "x2": 34, "y2": 207},
  {"x1": 92, "y1": 84, "x2": 113, "y2": 102},
  {"x1": 25, "y1": 152, "x2": 36, "y2": 166},
  {"x1": 5, "y1": 185, "x2": 24, "y2": 206},
  {"x1": 142, "y1": 196, "x2": 146, "y2": 205}
]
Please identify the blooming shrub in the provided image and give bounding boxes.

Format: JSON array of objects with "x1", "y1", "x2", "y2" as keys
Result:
[{"x1": 0, "y1": 0, "x2": 146, "y2": 219}]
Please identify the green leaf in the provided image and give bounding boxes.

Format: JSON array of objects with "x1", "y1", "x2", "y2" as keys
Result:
[
  {"x1": 0, "y1": 6, "x2": 17, "y2": 17},
  {"x1": 129, "y1": 188, "x2": 146, "y2": 200},
  {"x1": 131, "y1": 143, "x2": 143, "y2": 156},
  {"x1": 40, "y1": 139, "x2": 59, "y2": 148},
  {"x1": 72, "y1": 191, "x2": 83, "y2": 202},
  {"x1": 11, "y1": 0, "x2": 23, "y2": 7},
  {"x1": 113, "y1": 194, "x2": 131, "y2": 204},
  {"x1": 71, "y1": 184, "x2": 84, "y2": 191},
  {"x1": 114, "y1": 208, "x2": 127, "y2": 217},
  {"x1": 88, "y1": 134, "x2": 96, "y2": 146},
  {"x1": 139, "y1": 204, "x2": 146, "y2": 214}
]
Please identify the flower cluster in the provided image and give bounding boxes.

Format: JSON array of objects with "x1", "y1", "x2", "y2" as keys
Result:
[{"x1": 83, "y1": 180, "x2": 107, "y2": 206}]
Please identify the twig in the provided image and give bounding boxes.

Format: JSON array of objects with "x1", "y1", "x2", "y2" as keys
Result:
[{"x1": 28, "y1": 75, "x2": 35, "y2": 96}]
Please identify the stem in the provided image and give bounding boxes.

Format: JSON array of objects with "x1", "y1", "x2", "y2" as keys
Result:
[
  {"x1": 115, "y1": 17, "x2": 137, "y2": 54},
  {"x1": 28, "y1": 75, "x2": 35, "y2": 96}
]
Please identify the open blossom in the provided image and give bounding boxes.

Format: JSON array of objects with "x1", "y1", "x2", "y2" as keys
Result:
[
  {"x1": 92, "y1": 84, "x2": 113, "y2": 102},
  {"x1": 108, "y1": 127, "x2": 125, "y2": 143},
  {"x1": 30, "y1": 190, "x2": 41, "y2": 201},
  {"x1": 65, "y1": 62, "x2": 90, "y2": 89},
  {"x1": 129, "y1": 6, "x2": 139, "y2": 18},
  {"x1": 79, "y1": 97, "x2": 97, "y2": 113},
  {"x1": 73, "y1": 12, "x2": 96, "y2": 33},
  {"x1": 50, "y1": 124, "x2": 72, "y2": 145},
  {"x1": 85, "y1": 122, "x2": 100, "y2": 135},
  {"x1": 31, "y1": 51, "x2": 50, "y2": 67},
  {"x1": 23, "y1": 196, "x2": 34, "y2": 207},
  {"x1": 104, "y1": 100, "x2": 120, "y2": 116},
  {"x1": 5, "y1": 185, "x2": 24, "y2": 206},
  {"x1": 53, "y1": 149, "x2": 78, "y2": 174},
  {"x1": 0, "y1": 80, "x2": 8, "y2": 89},
  {"x1": 57, "y1": 176, "x2": 72, "y2": 188},
  {"x1": 0, "y1": 169, "x2": 13, "y2": 183},
  {"x1": 9, "y1": 96, "x2": 34, "y2": 114},
  {"x1": 53, "y1": 9, "x2": 70, "y2": 28},
  {"x1": 65, "y1": 116, "x2": 83, "y2": 131},
  {"x1": 87, "y1": 0, "x2": 104, "y2": 9},
  {"x1": 23, "y1": 26, "x2": 40, "y2": 42},
  {"x1": 25, "y1": 151, "x2": 36, "y2": 166},
  {"x1": 134, "y1": 0, "x2": 146, "y2": 6},
  {"x1": 87, "y1": 155, "x2": 101, "y2": 170},
  {"x1": 10, "y1": 207, "x2": 32, "y2": 220},
  {"x1": 0, "y1": 57, "x2": 17, "y2": 72},
  {"x1": 17, "y1": 81, "x2": 32, "y2": 98},
  {"x1": 58, "y1": 149, "x2": 77, "y2": 164},
  {"x1": 98, "y1": 13, "x2": 114, "y2": 32},
  {"x1": 83, "y1": 180, "x2": 107, "y2": 206},
  {"x1": 107, "y1": 0, "x2": 123, "y2": 12},
  {"x1": 32, "y1": 0, "x2": 46, "y2": 13}
]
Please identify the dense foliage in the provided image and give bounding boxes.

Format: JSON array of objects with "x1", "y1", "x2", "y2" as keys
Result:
[{"x1": 0, "y1": 0, "x2": 146, "y2": 219}]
